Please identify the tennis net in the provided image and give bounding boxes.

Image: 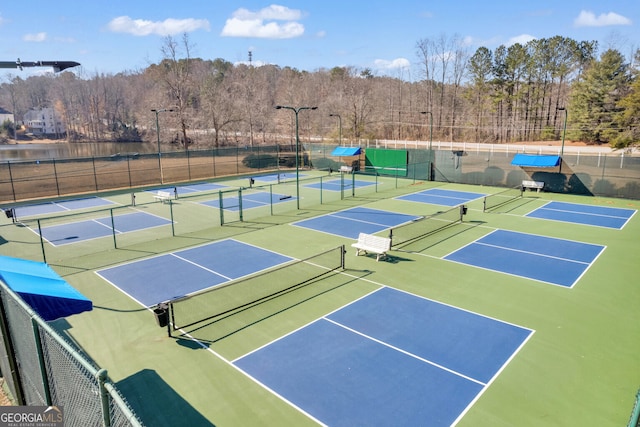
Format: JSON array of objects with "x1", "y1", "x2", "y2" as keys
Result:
[
  {"x1": 389, "y1": 205, "x2": 464, "y2": 247},
  {"x1": 483, "y1": 186, "x2": 523, "y2": 212},
  {"x1": 168, "y1": 245, "x2": 346, "y2": 331}
]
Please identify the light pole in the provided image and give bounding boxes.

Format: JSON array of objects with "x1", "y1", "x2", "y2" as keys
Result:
[
  {"x1": 151, "y1": 108, "x2": 174, "y2": 183},
  {"x1": 329, "y1": 114, "x2": 342, "y2": 145},
  {"x1": 275, "y1": 105, "x2": 317, "y2": 209},
  {"x1": 421, "y1": 111, "x2": 433, "y2": 180},
  {"x1": 557, "y1": 107, "x2": 567, "y2": 173}
]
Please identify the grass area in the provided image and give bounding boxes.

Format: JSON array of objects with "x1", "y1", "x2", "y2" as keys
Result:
[{"x1": 0, "y1": 173, "x2": 638, "y2": 426}]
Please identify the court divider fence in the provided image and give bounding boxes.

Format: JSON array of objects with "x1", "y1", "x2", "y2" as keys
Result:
[{"x1": 0, "y1": 280, "x2": 145, "y2": 426}]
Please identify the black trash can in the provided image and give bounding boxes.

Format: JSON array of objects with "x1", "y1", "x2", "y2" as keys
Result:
[{"x1": 153, "y1": 304, "x2": 168, "y2": 328}]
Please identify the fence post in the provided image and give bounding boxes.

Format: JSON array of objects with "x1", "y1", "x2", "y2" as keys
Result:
[
  {"x1": 52, "y1": 159, "x2": 60, "y2": 196},
  {"x1": 31, "y1": 318, "x2": 53, "y2": 405},
  {"x1": 7, "y1": 161, "x2": 16, "y2": 201},
  {"x1": 97, "y1": 369, "x2": 112, "y2": 427},
  {"x1": 37, "y1": 219, "x2": 47, "y2": 264}
]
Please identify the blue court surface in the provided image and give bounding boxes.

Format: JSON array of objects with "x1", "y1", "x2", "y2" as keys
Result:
[
  {"x1": 97, "y1": 239, "x2": 293, "y2": 306},
  {"x1": 234, "y1": 286, "x2": 532, "y2": 427},
  {"x1": 304, "y1": 178, "x2": 376, "y2": 192},
  {"x1": 526, "y1": 201, "x2": 636, "y2": 229},
  {"x1": 292, "y1": 207, "x2": 419, "y2": 239},
  {"x1": 153, "y1": 182, "x2": 227, "y2": 196},
  {"x1": 37, "y1": 212, "x2": 172, "y2": 246},
  {"x1": 199, "y1": 191, "x2": 296, "y2": 211},
  {"x1": 251, "y1": 173, "x2": 306, "y2": 183},
  {"x1": 15, "y1": 197, "x2": 115, "y2": 217},
  {"x1": 396, "y1": 188, "x2": 486, "y2": 206},
  {"x1": 444, "y1": 229, "x2": 605, "y2": 288}
]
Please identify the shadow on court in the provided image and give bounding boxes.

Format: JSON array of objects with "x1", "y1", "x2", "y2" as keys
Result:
[
  {"x1": 117, "y1": 369, "x2": 216, "y2": 427},
  {"x1": 393, "y1": 220, "x2": 485, "y2": 253},
  {"x1": 176, "y1": 270, "x2": 373, "y2": 345}
]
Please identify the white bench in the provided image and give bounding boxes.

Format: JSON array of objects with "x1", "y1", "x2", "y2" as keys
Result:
[
  {"x1": 340, "y1": 165, "x2": 353, "y2": 173},
  {"x1": 351, "y1": 233, "x2": 391, "y2": 262},
  {"x1": 522, "y1": 180, "x2": 544, "y2": 192},
  {"x1": 154, "y1": 190, "x2": 172, "y2": 203}
]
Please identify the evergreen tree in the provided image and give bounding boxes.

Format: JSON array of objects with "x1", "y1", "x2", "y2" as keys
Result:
[{"x1": 567, "y1": 49, "x2": 631, "y2": 144}]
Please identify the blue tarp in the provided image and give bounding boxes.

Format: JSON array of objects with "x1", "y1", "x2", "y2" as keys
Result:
[
  {"x1": 511, "y1": 154, "x2": 561, "y2": 167},
  {"x1": 331, "y1": 147, "x2": 362, "y2": 156},
  {"x1": 0, "y1": 256, "x2": 92, "y2": 321}
]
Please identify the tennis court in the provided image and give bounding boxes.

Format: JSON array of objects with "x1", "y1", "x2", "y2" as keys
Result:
[
  {"x1": 200, "y1": 190, "x2": 296, "y2": 211},
  {"x1": 304, "y1": 177, "x2": 377, "y2": 192},
  {"x1": 525, "y1": 201, "x2": 636, "y2": 229},
  {"x1": 396, "y1": 188, "x2": 486, "y2": 206},
  {"x1": 443, "y1": 229, "x2": 605, "y2": 288},
  {"x1": 235, "y1": 286, "x2": 532, "y2": 427},
  {"x1": 252, "y1": 172, "x2": 306, "y2": 183},
  {"x1": 1, "y1": 169, "x2": 638, "y2": 427},
  {"x1": 153, "y1": 182, "x2": 227, "y2": 196},
  {"x1": 15, "y1": 196, "x2": 115, "y2": 217},
  {"x1": 97, "y1": 239, "x2": 293, "y2": 306},
  {"x1": 292, "y1": 207, "x2": 419, "y2": 238},
  {"x1": 35, "y1": 211, "x2": 172, "y2": 246}
]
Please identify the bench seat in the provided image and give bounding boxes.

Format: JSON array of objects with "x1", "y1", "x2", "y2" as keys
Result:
[
  {"x1": 351, "y1": 233, "x2": 391, "y2": 261},
  {"x1": 522, "y1": 180, "x2": 544, "y2": 192},
  {"x1": 154, "y1": 190, "x2": 172, "y2": 202},
  {"x1": 339, "y1": 165, "x2": 353, "y2": 173}
]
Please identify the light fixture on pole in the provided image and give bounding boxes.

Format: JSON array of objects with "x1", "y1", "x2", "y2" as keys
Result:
[
  {"x1": 421, "y1": 111, "x2": 433, "y2": 181},
  {"x1": 329, "y1": 114, "x2": 342, "y2": 145},
  {"x1": 275, "y1": 105, "x2": 318, "y2": 209},
  {"x1": 151, "y1": 108, "x2": 174, "y2": 184},
  {"x1": 557, "y1": 107, "x2": 567, "y2": 173}
]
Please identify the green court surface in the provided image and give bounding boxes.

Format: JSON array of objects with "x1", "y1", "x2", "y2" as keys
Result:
[{"x1": 1, "y1": 171, "x2": 639, "y2": 426}]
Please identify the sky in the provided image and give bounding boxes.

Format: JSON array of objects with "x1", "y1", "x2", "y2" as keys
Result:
[{"x1": 0, "y1": 1, "x2": 638, "y2": 79}]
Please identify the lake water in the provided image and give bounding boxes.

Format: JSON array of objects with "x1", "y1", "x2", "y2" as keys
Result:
[{"x1": 0, "y1": 142, "x2": 161, "y2": 162}]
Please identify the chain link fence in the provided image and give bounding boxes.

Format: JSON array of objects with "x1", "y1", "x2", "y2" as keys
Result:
[
  {"x1": 0, "y1": 281, "x2": 144, "y2": 426},
  {"x1": 1, "y1": 142, "x2": 639, "y2": 204}
]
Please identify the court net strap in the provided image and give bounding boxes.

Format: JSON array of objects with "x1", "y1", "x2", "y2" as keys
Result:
[
  {"x1": 169, "y1": 245, "x2": 346, "y2": 330},
  {"x1": 389, "y1": 205, "x2": 463, "y2": 248}
]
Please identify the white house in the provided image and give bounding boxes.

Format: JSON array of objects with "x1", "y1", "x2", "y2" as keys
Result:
[{"x1": 23, "y1": 107, "x2": 66, "y2": 135}]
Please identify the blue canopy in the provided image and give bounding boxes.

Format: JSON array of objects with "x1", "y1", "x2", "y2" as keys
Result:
[
  {"x1": 331, "y1": 147, "x2": 362, "y2": 156},
  {"x1": 511, "y1": 154, "x2": 561, "y2": 168},
  {"x1": 0, "y1": 256, "x2": 92, "y2": 321}
]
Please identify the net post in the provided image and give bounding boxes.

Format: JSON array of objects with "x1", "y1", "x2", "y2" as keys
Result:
[
  {"x1": 340, "y1": 244, "x2": 346, "y2": 269},
  {"x1": 238, "y1": 188, "x2": 243, "y2": 222},
  {"x1": 169, "y1": 200, "x2": 175, "y2": 236},
  {"x1": 269, "y1": 184, "x2": 274, "y2": 216},
  {"x1": 218, "y1": 191, "x2": 224, "y2": 225},
  {"x1": 110, "y1": 209, "x2": 117, "y2": 249},
  {"x1": 351, "y1": 172, "x2": 355, "y2": 197}
]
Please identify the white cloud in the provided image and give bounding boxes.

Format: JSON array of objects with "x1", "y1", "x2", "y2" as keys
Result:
[
  {"x1": 507, "y1": 34, "x2": 536, "y2": 46},
  {"x1": 23, "y1": 32, "x2": 47, "y2": 42},
  {"x1": 233, "y1": 5, "x2": 303, "y2": 21},
  {"x1": 373, "y1": 58, "x2": 411, "y2": 70},
  {"x1": 0, "y1": 14, "x2": 7, "y2": 26},
  {"x1": 221, "y1": 5, "x2": 305, "y2": 39},
  {"x1": 107, "y1": 16, "x2": 210, "y2": 36},
  {"x1": 574, "y1": 10, "x2": 632, "y2": 27}
]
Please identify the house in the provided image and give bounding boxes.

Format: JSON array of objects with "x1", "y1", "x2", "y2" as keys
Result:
[
  {"x1": 23, "y1": 107, "x2": 66, "y2": 136},
  {"x1": 0, "y1": 107, "x2": 14, "y2": 125}
]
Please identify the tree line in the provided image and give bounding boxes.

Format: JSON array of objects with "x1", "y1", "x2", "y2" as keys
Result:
[{"x1": 1, "y1": 33, "x2": 638, "y2": 149}]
